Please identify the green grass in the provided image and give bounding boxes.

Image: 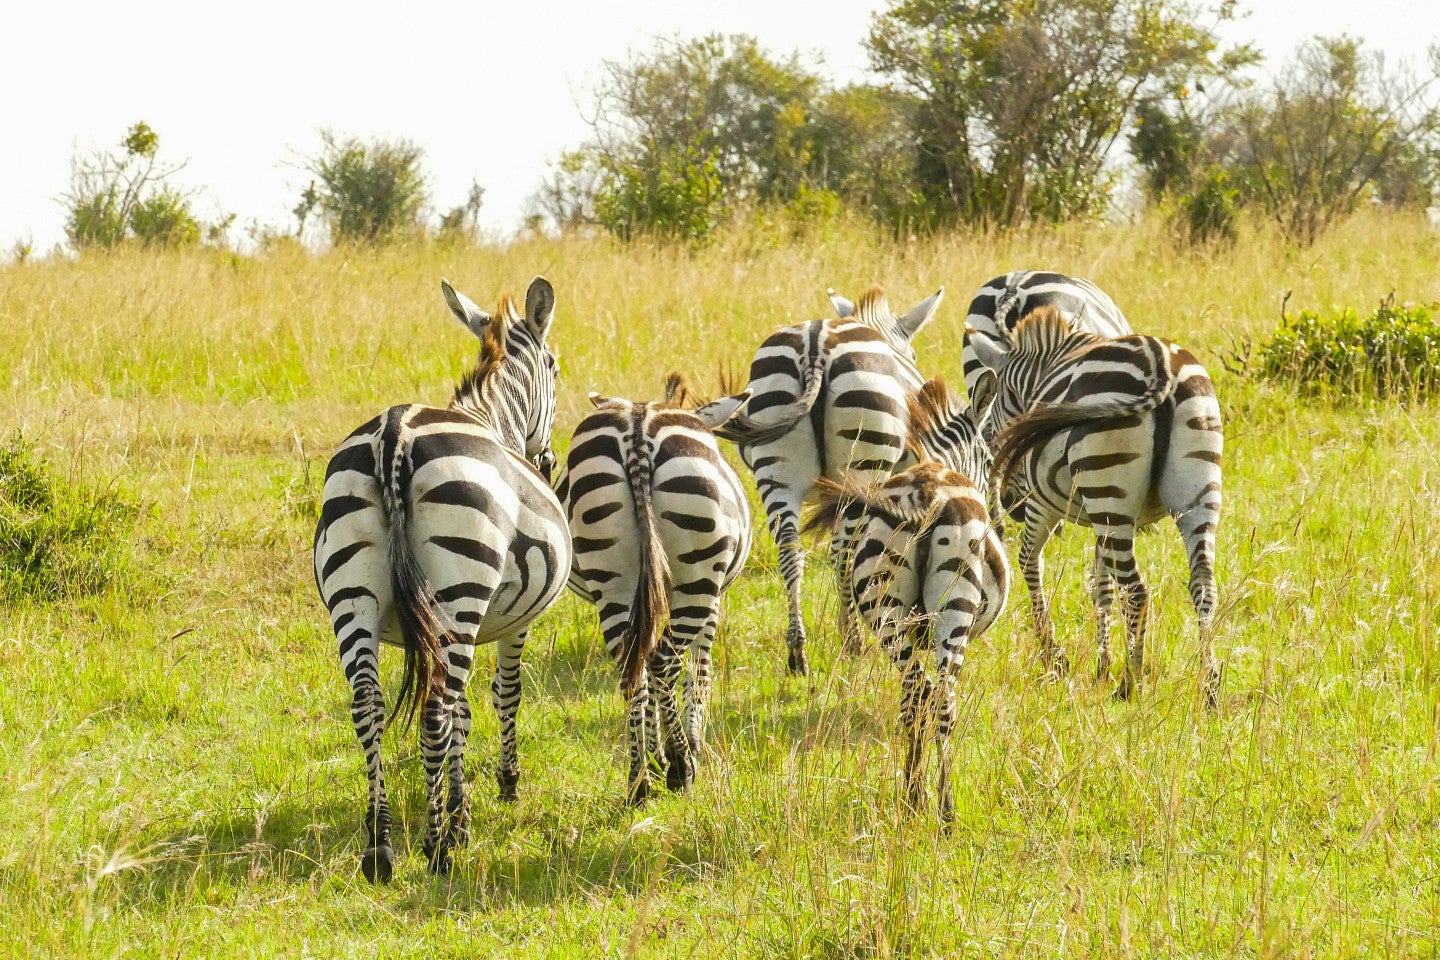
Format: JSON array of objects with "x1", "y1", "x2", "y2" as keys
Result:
[{"x1": 0, "y1": 211, "x2": 1438, "y2": 957}]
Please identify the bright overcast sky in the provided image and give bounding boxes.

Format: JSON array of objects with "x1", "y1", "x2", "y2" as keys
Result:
[{"x1": 2, "y1": 1, "x2": 1437, "y2": 253}]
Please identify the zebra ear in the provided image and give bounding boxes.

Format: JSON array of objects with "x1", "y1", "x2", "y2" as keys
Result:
[
  {"x1": 441, "y1": 278, "x2": 492, "y2": 338},
  {"x1": 693, "y1": 391, "x2": 750, "y2": 430},
  {"x1": 970, "y1": 370, "x2": 999, "y2": 428},
  {"x1": 587, "y1": 391, "x2": 619, "y2": 408},
  {"x1": 968, "y1": 327, "x2": 1009, "y2": 373},
  {"x1": 897, "y1": 287, "x2": 944, "y2": 339},
  {"x1": 524, "y1": 276, "x2": 557, "y2": 340},
  {"x1": 828, "y1": 288, "x2": 855, "y2": 319}
]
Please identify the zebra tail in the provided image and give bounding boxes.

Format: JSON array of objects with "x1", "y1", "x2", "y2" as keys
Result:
[
  {"x1": 376, "y1": 415, "x2": 450, "y2": 729},
  {"x1": 992, "y1": 352, "x2": 1179, "y2": 494},
  {"x1": 712, "y1": 340, "x2": 827, "y2": 446},
  {"x1": 619, "y1": 413, "x2": 673, "y2": 694}
]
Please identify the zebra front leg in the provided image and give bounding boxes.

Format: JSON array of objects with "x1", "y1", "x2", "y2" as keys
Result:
[
  {"x1": 1019, "y1": 513, "x2": 1066, "y2": 675},
  {"x1": 830, "y1": 511, "x2": 866, "y2": 656},
  {"x1": 492, "y1": 631, "x2": 527, "y2": 801}
]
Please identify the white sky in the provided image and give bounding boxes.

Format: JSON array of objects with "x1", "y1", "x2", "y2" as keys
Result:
[{"x1": 2, "y1": 1, "x2": 1437, "y2": 253}]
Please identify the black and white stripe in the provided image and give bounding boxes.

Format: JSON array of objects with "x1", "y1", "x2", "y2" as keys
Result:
[
  {"x1": 312, "y1": 277, "x2": 570, "y2": 882},
  {"x1": 557, "y1": 375, "x2": 752, "y2": 802},
  {"x1": 804, "y1": 377, "x2": 1007, "y2": 822},
  {"x1": 972, "y1": 305, "x2": 1224, "y2": 705},
  {"x1": 963, "y1": 271, "x2": 1131, "y2": 423},
  {"x1": 694, "y1": 285, "x2": 943, "y2": 675}
]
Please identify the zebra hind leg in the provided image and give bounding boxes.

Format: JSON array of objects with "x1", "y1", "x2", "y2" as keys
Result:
[
  {"x1": 680, "y1": 603, "x2": 722, "y2": 785},
  {"x1": 646, "y1": 630, "x2": 690, "y2": 792},
  {"x1": 420, "y1": 690, "x2": 457, "y2": 873},
  {"x1": 445, "y1": 690, "x2": 473, "y2": 851},
  {"x1": 350, "y1": 670, "x2": 394, "y2": 884},
  {"x1": 830, "y1": 514, "x2": 865, "y2": 656},
  {"x1": 765, "y1": 500, "x2": 810, "y2": 676},
  {"x1": 623, "y1": 670, "x2": 653, "y2": 804},
  {"x1": 1177, "y1": 504, "x2": 1222, "y2": 708},
  {"x1": 492, "y1": 631, "x2": 527, "y2": 802},
  {"x1": 1090, "y1": 547, "x2": 1118, "y2": 682},
  {"x1": 1096, "y1": 524, "x2": 1149, "y2": 702}
]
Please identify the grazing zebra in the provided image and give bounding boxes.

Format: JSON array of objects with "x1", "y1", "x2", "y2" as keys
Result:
[
  {"x1": 963, "y1": 271, "x2": 1131, "y2": 423},
  {"x1": 804, "y1": 377, "x2": 1007, "y2": 821},
  {"x1": 695, "y1": 285, "x2": 943, "y2": 675},
  {"x1": 970, "y1": 305, "x2": 1223, "y2": 704},
  {"x1": 312, "y1": 277, "x2": 570, "y2": 882},
  {"x1": 557, "y1": 374, "x2": 752, "y2": 802}
]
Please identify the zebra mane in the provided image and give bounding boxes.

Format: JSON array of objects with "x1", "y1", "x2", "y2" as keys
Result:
[
  {"x1": 1011, "y1": 304, "x2": 1099, "y2": 361},
  {"x1": 852, "y1": 287, "x2": 892, "y2": 332},
  {"x1": 904, "y1": 377, "x2": 965, "y2": 462},
  {"x1": 663, "y1": 370, "x2": 700, "y2": 409},
  {"x1": 450, "y1": 294, "x2": 519, "y2": 421}
]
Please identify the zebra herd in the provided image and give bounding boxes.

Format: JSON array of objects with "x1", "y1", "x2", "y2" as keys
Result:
[{"x1": 312, "y1": 269, "x2": 1224, "y2": 881}]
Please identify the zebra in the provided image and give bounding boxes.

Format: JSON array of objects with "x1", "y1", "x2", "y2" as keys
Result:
[
  {"x1": 694, "y1": 285, "x2": 944, "y2": 675},
  {"x1": 312, "y1": 276, "x2": 570, "y2": 883},
  {"x1": 556, "y1": 373, "x2": 752, "y2": 803},
  {"x1": 963, "y1": 271, "x2": 1131, "y2": 425},
  {"x1": 970, "y1": 305, "x2": 1224, "y2": 705},
  {"x1": 804, "y1": 377, "x2": 1006, "y2": 822}
]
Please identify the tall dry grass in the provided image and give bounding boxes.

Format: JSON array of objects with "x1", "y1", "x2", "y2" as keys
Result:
[{"x1": 0, "y1": 209, "x2": 1437, "y2": 957}]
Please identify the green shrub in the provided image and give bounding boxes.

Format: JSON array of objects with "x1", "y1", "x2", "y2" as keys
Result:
[
  {"x1": 295, "y1": 132, "x2": 429, "y2": 245},
  {"x1": 1174, "y1": 165, "x2": 1239, "y2": 246},
  {"x1": 64, "y1": 122, "x2": 203, "y2": 250},
  {"x1": 1258, "y1": 297, "x2": 1440, "y2": 400},
  {"x1": 0, "y1": 436, "x2": 139, "y2": 603}
]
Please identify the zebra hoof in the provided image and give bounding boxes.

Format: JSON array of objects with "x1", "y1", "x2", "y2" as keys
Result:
[
  {"x1": 666, "y1": 755, "x2": 694, "y2": 793},
  {"x1": 497, "y1": 769, "x2": 519, "y2": 803},
  {"x1": 360, "y1": 845, "x2": 394, "y2": 884},
  {"x1": 1113, "y1": 676, "x2": 1136, "y2": 702},
  {"x1": 787, "y1": 648, "x2": 809, "y2": 676},
  {"x1": 428, "y1": 845, "x2": 454, "y2": 876},
  {"x1": 628, "y1": 777, "x2": 651, "y2": 806}
]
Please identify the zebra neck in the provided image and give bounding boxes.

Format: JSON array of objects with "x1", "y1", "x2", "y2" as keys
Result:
[{"x1": 449, "y1": 391, "x2": 526, "y2": 454}]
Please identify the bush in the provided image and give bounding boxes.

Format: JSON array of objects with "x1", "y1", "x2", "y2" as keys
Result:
[
  {"x1": 64, "y1": 122, "x2": 202, "y2": 250},
  {"x1": 0, "y1": 436, "x2": 139, "y2": 603},
  {"x1": 1174, "y1": 165, "x2": 1240, "y2": 246},
  {"x1": 295, "y1": 132, "x2": 429, "y2": 244},
  {"x1": 1258, "y1": 297, "x2": 1440, "y2": 400}
]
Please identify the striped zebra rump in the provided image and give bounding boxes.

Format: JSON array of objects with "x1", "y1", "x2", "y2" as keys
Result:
[
  {"x1": 963, "y1": 271, "x2": 1131, "y2": 421},
  {"x1": 694, "y1": 285, "x2": 943, "y2": 676},
  {"x1": 802, "y1": 377, "x2": 1006, "y2": 821},
  {"x1": 560, "y1": 379, "x2": 752, "y2": 802},
  {"x1": 974, "y1": 305, "x2": 1224, "y2": 705},
  {"x1": 313, "y1": 276, "x2": 568, "y2": 882}
]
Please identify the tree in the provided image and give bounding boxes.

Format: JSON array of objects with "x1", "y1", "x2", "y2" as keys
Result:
[
  {"x1": 867, "y1": 0, "x2": 1251, "y2": 226},
  {"x1": 1221, "y1": 37, "x2": 1440, "y2": 243},
  {"x1": 63, "y1": 122, "x2": 202, "y2": 249},
  {"x1": 295, "y1": 132, "x2": 428, "y2": 244},
  {"x1": 437, "y1": 180, "x2": 486, "y2": 245}
]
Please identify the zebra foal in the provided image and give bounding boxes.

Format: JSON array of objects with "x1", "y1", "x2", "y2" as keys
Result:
[
  {"x1": 963, "y1": 270, "x2": 1131, "y2": 427},
  {"x1": 695, "y1": 285, "x2": 943, "y2": 675},
  {"x1": 805, "y1": 378, "x2": 1006, "y2": 821},
  {"x1": 312, "y1": 277, "x2": 570, "y2": 882},
  {"x1": 558, "y1": 375, "x2": 753, "y2": 802},
  {"x1": 971, "y1": 306, "x2": 1224, "y2": 704}
]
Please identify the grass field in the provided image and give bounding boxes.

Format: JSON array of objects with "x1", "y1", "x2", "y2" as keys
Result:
[{"x1": 2, "y1": 211, "x2": 1438, "y2": 958}]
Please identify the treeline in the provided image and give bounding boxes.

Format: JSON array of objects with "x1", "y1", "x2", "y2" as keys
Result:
[
  {"x1": 540, "y1": 2, "x2": 1440, "y2": 246},
  {"x1": 39, "y1": 1, "x2": 1440, "y2": 257}
]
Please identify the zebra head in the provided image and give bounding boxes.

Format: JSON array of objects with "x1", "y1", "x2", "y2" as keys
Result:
[
  {"x1": 441, "y1": 276, "x2": 560, "y2": 476},
  {"x1": 905, "y1": 377, "x2": 992, "y2": 496},
  {"x1": 827, "y1": 285, "x2": 944, "y2": 361}
]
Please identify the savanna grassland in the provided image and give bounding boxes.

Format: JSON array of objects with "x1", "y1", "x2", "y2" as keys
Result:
[{"x1": 2, "y1": 211, "x2": 1439, "y2": 958}]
